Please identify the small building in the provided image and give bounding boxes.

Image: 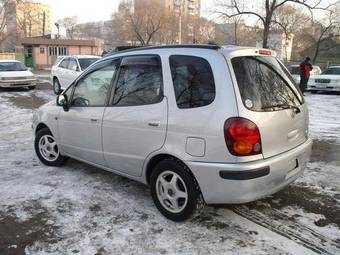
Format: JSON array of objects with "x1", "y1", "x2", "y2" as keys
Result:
[{"x1": 19, "y1": 37, "x2": 104, "y2": 69}]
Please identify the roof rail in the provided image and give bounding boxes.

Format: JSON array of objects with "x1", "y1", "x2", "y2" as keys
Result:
[{"x1": 107, "y1": 44, "x2": 221, "y2": 56}]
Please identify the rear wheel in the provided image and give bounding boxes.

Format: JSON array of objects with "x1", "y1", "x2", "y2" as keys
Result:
[
  {"x1": 150, "y1": 158, "x2": 204, "y2": 221},
  {"x1": 34, "y1": 128, "x2": 67, "y2": 167},
  {"x1": 53, "y1": 78, "x2": 61, "y2": 95}
]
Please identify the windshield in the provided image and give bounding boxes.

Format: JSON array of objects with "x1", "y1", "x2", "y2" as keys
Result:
[
  {"x1": 0, "y1": 62, "x2": 27, "y2": 72},
  {"x1": 288, "y1": 66, "x2": 299, "y2": 75},
  {"x1": 231, "y1": 56, "x2": 303, "y2": 112},
  {"x1": 78, "y1": 58, "x2": 100, "y2": 71},
  {"x1": 322, "y1": 67, "x2": 340, "y2": 75}
]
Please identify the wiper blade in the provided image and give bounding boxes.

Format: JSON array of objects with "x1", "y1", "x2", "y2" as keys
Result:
[{"x1": 261, "y1": 104, "x2": 301, "y2": 113}]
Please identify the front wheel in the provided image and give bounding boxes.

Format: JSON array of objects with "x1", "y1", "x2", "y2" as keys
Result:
[
  {"x1": 34, "y1": 128, "x2": 67, "y2": 167},
  {"x1": 150, "y1": 158, "x2": 204, "y2": 221}
]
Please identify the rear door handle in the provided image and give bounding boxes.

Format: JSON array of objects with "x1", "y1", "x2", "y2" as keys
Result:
[
  {"x1": 90, "y1": 118, "x2": 99, "y2": 122},
  {"x1": 148, "y1": 121, "x2": 160, "y2": 127}
]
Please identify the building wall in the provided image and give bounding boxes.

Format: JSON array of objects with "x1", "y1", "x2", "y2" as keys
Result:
[{"x1": 28, "y1": 44, "x2": 99, "y2": 69}]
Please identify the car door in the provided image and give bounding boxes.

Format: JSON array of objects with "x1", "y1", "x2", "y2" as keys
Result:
[
  {"x1": 56, "y1": 58, "x2": 69, "y2": 88},
  {"x1": 58, "y1": 59, "x2": 120, "y2": 166},
  {"x1": 66, "y1": 57, "x2": 80, "y2": 86},
  {"x1": 102, "y1": 55, "x2": 167, "y2": 177}
]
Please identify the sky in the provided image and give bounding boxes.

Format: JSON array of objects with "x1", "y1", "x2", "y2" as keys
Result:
[{"x1": 39, "y1": 0, "x2": 215, "y2": 24}]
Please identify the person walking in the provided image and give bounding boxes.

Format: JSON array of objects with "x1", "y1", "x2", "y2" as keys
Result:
[{"x1": 299, "y1": 57, "x2": 313, "y2": 95}]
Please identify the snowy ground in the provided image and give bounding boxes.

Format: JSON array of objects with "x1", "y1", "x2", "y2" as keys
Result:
[{"x1": 0, "y1": 85, "x2": 339, "y2": 255}]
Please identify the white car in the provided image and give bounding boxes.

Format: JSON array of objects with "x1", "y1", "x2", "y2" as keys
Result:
[
  {"x1": 0, "y1": 60, "x2": 36, "y2": 89},
  {"x1": 288, "y1": 64, "x2": 322, "y2": 84},
  {"x1": 308, "y1": 66, "x2": 340, "y2": 93},
  {"x1": 51, "y1": 55, "x2": 101, "y2": 94},
  {"x1": 33, "y1": 45, "x2": 312, "y2": 221}
]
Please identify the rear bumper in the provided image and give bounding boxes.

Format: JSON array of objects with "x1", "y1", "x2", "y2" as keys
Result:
[
  {"x1": 187, "y1": 138, "x2": 313, "y2": 204},
  {"x1": 308, "y1": 85, "x2": 340, "y2": 92}
]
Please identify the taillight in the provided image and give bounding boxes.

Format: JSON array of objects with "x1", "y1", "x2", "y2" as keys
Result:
[{"x1": 224, "y1": 117, "x2": 262, "y2": 156}]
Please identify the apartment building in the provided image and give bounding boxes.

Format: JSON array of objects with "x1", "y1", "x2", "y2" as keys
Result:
[{"x1": 13, "y1": 1, "x2": 52, "y2": 37}]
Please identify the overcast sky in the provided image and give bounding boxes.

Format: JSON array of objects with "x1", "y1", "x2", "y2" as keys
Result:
[{"x1": 39, "y1": 0, "x2": 215, "y2": 24}]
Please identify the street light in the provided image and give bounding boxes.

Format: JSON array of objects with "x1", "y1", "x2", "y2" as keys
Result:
[{"x1": 54, "y1": 23, "x2": 60, "y2": 39}]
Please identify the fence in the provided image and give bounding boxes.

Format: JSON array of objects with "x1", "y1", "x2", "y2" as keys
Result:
[{"x1": 0, "y1": 53, "x2": 15, "y2": 60}]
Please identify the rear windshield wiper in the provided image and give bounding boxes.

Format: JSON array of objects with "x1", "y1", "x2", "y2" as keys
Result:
[{"x1": 261, "y1": 104, "x2": 301, "y2": 113}]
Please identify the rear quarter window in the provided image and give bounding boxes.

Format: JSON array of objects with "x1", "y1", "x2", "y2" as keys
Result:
[
  {"x1": 169, "y1": 55, "x2": 215, "y2": 109},
  {"x1": 231, "y1": 56, "x2": 303, "y2": 112}
]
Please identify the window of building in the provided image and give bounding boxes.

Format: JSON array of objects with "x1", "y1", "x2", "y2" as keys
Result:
[
  {"x1": 112, "y1": 56, "x2": 163, "y2": 106},
  {"x1": 49, "y1": 46, "x2": 67, "y2": 56},
  {"x1": 169, "y1": 55, "x2": 215, "y2": 109}
]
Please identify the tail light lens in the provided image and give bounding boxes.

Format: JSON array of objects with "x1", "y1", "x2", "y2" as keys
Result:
[{"x1": 224, "y1": 117, "x2": 262, "y2": 156}]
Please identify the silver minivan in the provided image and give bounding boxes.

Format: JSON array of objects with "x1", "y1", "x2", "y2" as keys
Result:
[{"x1": 33, "y1": 45, "x2": 312, "y2": 221}]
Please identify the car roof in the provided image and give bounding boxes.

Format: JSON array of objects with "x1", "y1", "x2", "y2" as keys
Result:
[
  {"x1": 71, "y1": 55, "x2": 101, "y2": 59},
  {"x1": 102, "y1": 44, "x2": 278, "y2": 61},
  {"x1": 327, "y1": 66, "x2": 340, "y2": 68}
]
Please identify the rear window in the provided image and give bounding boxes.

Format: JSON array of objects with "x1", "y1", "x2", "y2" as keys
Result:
[
  {"x1": 288, "y1": 65, "x2": 299, "y2": 75},
  {"x1": 169, "y1": 55, "x2": 215, "y2": 109},
  {"x1": 322, "y1": 67, "x2": 340, "y2": 75},
  {"x1": 232, "y1": 56, "x2": 303, "y2": 112},
  {"x1": 78, "y1": 58, "x2": 100, "y2": 71}
]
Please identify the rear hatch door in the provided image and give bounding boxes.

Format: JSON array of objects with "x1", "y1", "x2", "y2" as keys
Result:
[{"x1": 231, "y1": 55, "x2": 308, "y2": 158}]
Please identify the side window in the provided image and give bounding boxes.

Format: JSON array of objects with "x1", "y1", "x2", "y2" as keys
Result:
[
  {"x1": 59, "y1": 58, "x2": 69, "y2": 69},
  {"x1": 71, "y1": 60, "x2": 119, "y2": 106},
  {"x1": 112, "y1": 55, "x2": 163, "y2": 106},
  {"x1": 169, "y1": 55, "x2": 215, "y2": 109},
  {"x1": 68, "y1": 58, "x2": 78, "y2": 71}
]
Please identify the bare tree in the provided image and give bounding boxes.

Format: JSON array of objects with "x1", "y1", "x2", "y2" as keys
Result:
[
  {"x1": 0, "y1": 0, "x2": 16, "y2": 47},
  {"x1": 215, "y1": 0, "x2": 338, "y2": 48},
  {"x1": 58, "y1": 16, "x2": 78, "y2": 39},
  {"x1": 309, "y1": 7, "x2": 340, "y2": 62},
  {"x1": 114, "y1": 0, "x2": 164, "y2": 46}
]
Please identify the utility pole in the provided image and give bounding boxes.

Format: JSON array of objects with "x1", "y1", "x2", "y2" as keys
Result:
[
  {"x1": 176, "y1": 0, "x2": 183, "y2": 44},
  {"x1": 42, "y1": 11, "x2": 46, "y2": 36}
]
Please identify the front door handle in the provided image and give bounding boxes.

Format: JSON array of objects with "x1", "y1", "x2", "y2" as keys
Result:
[
  {"x1": 148, "y1": 121, "x2": 160, "y2": 127},
  {"x1": 90, "y1": 118, "x2": 99, "y2": 122}
]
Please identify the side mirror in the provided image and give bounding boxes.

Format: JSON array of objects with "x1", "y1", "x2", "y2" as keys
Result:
[
  {"x1": 56, "y1": 94, "x2": 69, "y2": 111},
  {"x1": 56, "y1": 88, "x2": 64, "y2": 95}
]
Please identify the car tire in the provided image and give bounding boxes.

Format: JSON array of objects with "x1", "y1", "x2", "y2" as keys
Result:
[
  {"x1": 34, "y1": 128, "x2": 67, "y2": 167},
  {"x1": 150, "y1": 158, "x2": 204, "y2": 221},
  {"x1": 53, "y1": 78, "x2": 61, "y2": 95},
  {"x1": 311, "y1": 90, "x2": 318, "y2": 94}
]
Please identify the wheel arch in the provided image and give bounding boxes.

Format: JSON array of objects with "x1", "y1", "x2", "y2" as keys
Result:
[
  {"x1": 35, "y1": 122, "x2": 50, "y2": 135},
  {"x1": 144, "y1": 153, "x2": 198, "y2": 187}
]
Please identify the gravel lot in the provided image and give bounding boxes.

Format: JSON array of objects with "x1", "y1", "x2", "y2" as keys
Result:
[{"x1": 0, "y1": 84, "x2": 339, "y2": 255}]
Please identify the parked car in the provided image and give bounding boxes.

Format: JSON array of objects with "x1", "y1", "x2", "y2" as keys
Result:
[
  {"x1": 307, "y1": 66, "x2": 340, "y2": 93},
  {"x1": 33, "y1": 45, "x2": 312, "y2": 221},
  {"x1": 51, "y1": 55, "x2": 101, "y2": 94},
  {"x1": 288, "y1": 64, "x2": 322, "y2": 84},
  {"x1": 0, "y1": 60, "x2": 36, "y2": 89}
]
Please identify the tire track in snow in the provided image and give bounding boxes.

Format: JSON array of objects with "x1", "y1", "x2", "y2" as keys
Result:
[{"x1": 232, "y1": 205, "x2": 340, "y2": 255}]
